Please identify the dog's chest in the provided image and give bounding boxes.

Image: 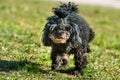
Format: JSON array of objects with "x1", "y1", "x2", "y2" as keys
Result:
[{"x1": 52, "y1": 44, "x2": 71, "y2": 53}]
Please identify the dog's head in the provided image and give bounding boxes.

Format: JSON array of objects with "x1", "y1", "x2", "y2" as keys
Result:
[
  {"x1": 42, "y1": 2, "x2": 82, "y2": 46},
  {"x1": 48, "y1": 19, "x2": 72, "y2": 44}
]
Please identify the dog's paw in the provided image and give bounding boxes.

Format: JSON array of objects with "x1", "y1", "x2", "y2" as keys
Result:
[
  {"x1": 73, "y1": 70, "x2": 83, "y2": 77},
  {"x1": 51, "y1": 64, "x2": 61, "y2": 70},
  {"x1": 51, "y1": 64, "x2": 58, "y2": 70}
]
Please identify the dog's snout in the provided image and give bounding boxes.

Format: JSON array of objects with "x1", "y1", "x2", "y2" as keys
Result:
[
  {"x1": 57, "y1": 33, "x2": 63, "y2": 38},
  {"x1": 55, "y1": 31, "x2": 64, "y2": 38},
  {"x1": 58, "y1": 30, "x2": 64, "y2": 33},
  {"x1": 59, "y1": 31, "x2": 63, "y2": 34}
]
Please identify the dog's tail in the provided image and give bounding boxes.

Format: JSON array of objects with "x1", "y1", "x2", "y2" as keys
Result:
[
  {"x1": 88, "y1": 28, "x2": 95, "y2": 43},
  {"x1": 53, "y1": 2, "x2": 78, "y2": 18}
]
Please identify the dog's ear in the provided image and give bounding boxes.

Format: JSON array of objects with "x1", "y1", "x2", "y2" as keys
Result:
[
  {"x1": 42, "y1": 23, "x2": 52, "y2": 46},
  {"x1": 70, "y1": 23, "x2": 82, "y2": 47}
]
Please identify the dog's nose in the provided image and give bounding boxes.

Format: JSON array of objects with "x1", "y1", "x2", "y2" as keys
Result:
[{"x1": 57, "y1": 33, "x2": 62, "y2": 38}]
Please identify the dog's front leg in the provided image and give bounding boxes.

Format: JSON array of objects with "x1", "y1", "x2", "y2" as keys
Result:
[
  {"x1": 50, "y1": 50, "x2": 62, "y2": 70},
  {"x1": 74, "y1": 49, "x2": 88, "y2": 77}
]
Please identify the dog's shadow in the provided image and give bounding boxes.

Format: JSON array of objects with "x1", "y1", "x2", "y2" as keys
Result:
[
  {"x1": 0, "y1": 60, "x2": 49, "y2": 74},
  {"x1": 0, "y1": 60, "x2": 75, "y2": 76},
  {"x1": 56, "y1": 67, "x2": 75, "y2": 76}
]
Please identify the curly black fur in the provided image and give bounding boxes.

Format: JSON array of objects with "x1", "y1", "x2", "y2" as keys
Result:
[{"x1": 42, "y1": 2, "x2": 95, "y2": 77}]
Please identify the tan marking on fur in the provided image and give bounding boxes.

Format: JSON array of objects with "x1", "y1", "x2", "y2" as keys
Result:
[
  {"x1": 49, "y1": 34, "x2": 69, "y2": 43},
  {"x1": 62, "y1": 54, "x2": 69, "y2": 61},
  {"x1": 62, "y1": 54, "x2": 69, "y2": 67}
]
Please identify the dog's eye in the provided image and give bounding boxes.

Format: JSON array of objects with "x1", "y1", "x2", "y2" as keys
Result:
[
  {"x1": 50, "y1": 24, "x2": 57, "y2": 31},
  {"x1": 65, "y1": 27, "x2": 70, "y2": 31},
  {"x1": 55, "y1": 28, "x2": 58, "y2": 30}
]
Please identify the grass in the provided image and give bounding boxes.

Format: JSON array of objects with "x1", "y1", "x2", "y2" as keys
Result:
[{"x1": 0, "y1": 0, "x2": 120, "y2": 80}]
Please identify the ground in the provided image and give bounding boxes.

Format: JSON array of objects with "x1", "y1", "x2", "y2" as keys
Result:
[{"x1": 0, "y1": 0, "x2": 120, "y2": 80}]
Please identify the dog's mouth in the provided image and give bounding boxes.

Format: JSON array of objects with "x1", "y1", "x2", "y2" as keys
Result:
[{"x1": 49, "y1": 34, "x2": 69, "y2": 44}]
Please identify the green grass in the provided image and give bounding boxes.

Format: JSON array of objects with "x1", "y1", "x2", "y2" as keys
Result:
[{"x1": 0, "y1": 0, "x2": 120, "y2": 80}]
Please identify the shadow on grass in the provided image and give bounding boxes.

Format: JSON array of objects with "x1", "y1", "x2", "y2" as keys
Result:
[
  {"x1": 0, "y1": 60, "x2": 49, "y2": 74},
  {"x1": 56, "y1": 67, "x2": 75, "y2": 75},
  {"x1": 0, "y1": 60, "x2": 77, "y2": 76}
]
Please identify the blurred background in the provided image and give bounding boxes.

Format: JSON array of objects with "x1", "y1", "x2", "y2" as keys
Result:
[
  {"x1": 0, "y1": 0, "x2": 120, "y2": 79},
  {"x1": 53, "y1": 0, "x2": 120, "y2": 9}
]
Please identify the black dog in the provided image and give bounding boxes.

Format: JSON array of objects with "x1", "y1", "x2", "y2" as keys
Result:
[{"x1": 42, "y1": 2, "x2": 95, "y2": 77}]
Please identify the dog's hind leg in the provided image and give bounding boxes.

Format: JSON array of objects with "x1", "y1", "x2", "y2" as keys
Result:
[{"x1": 73, "y1": 49, "x2": 88, "y2": 77}]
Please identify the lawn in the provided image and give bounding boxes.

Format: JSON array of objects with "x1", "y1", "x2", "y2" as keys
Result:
[{"x1": 0, "y1": 0, "x2": 120, "y2": 80}]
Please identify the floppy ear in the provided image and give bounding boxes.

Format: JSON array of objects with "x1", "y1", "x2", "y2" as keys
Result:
[
  {"x1": 42, "y1": 23, "x2": 52, "y2": 46},
  {"x1": 70, "y1": 23, "x2": 82, "y2": 48}
]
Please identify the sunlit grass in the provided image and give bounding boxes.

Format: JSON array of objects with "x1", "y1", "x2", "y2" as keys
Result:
[{"x1": 0, "y1": 0, "x2": 120, "y2": 80}]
